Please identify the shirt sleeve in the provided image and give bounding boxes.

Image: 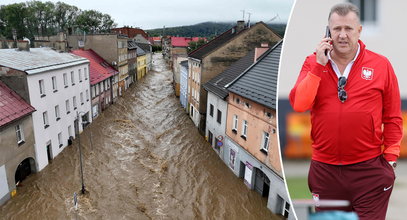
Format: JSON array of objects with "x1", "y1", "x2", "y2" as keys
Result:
[
  {"x1": 382, "y1": 60, "x2": 403, "y2": 161},
  {"x1": 289, "y1": 55, "x2": 326, "y2": 112}
]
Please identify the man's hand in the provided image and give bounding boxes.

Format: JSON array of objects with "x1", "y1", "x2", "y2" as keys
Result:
[{"x1": 316, "y1": 37, "x2": 333, "y2": 66}]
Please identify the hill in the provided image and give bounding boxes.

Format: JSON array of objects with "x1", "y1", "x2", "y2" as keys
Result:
[{"x1": 146, "y1": 22, "x2": 286, "y2": 38}]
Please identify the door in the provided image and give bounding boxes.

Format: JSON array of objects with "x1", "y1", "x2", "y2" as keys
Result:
[{"x1": 46, "y1": 141, "x2": 53, "y2": 162}]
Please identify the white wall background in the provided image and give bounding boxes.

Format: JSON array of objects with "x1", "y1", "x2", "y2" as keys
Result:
[{"x1": 279, "y1": 0, "x2": 407, "y2": 99}]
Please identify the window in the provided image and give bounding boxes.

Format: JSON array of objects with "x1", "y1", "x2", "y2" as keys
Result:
[
  {"x1": 241, "y1": 120, "x2": 248, "y2": 139},
  {"x1": 58, "y1": 132, "x2": 63, "y2": 148},
  {"x1": 349, "y1": 0, "x2": 377, "y2": 23},
  {"x1": 86, "y1": 90, "x2": 89, "y2": 101},
  {"x1": 52, "y1": 76, "x2": 57, "y2": 92},
  {"x1": 39, "y1": 80, "x2": 45, "y2": 97},
  {"x1": 43, "y1": 111, "x2": 49, "y2": 128},
  {"x1": 15, "y1": 124, "x2": 25, "y2": 145},
  {"x1": 216, "y1": 109, "x2": 222, "y2": 124},
  {"x1": 244, "y1": 102, "x2": 251, "y2": 108},
  {"x1": 80, "y1": 92, "x2": 84, "y2": 105},
  {"x1": 209, "y1": 104, "x2": 214, "y2": 117},
  {"x1": 91, "y1": 86, "x2": 96, "y2": 98},
  {"x1": 71, "y1": 71, "x2": 75, "y2": 85},
  {"x1": 96, "y1": 84, "x2": 100, "y2": 96},
  {"x1": 55, "y1": 105, "x2": 60, "y2": 120},
  {"x1": 232, "y1": 115, "x2": 238, "y2": 133},
  {"x1": 73, "y1": 96, "x2": 77, "y2": 110},
  {"x1": 261, "y1": 131, "x2": 270, "y2": 153},
  {"x1": 63, "y1": 73, "x2": 68, "y2": 87},
  {"x1": 106, "y1": 79, "x2": 110, "y2": 89},
  {"x1": 84, "y1": 67, "x2": 88, "y2": 80},
  {"x1": 190, "y1": 105, "x2": 194, "y2": 117},
  {"x1": 79, "y1": 69, "x2": 82, "y2": 82},
  {"x1": 235, "y1": 97, "x2": 240, "y2": 104},
  {"x1": 65, "y1": 99, "x2": 70, "y2": 114}
]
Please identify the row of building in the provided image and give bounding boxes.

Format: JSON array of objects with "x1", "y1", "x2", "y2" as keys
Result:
[
  {"x1": 169, "y1": 21, "x2": 294, "y2": 219},
  {"x1": 0, "y1": 27, "x2": 154, "y2": 206}
]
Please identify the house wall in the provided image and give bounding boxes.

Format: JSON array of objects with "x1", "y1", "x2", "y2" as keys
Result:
[
  {"x1": 0, "y1": 115, "x2": 36, "y2": 205},
  {"x1": 137, "y1": 55, "x2": 147, "y2": 80},
  {"x1": 180, "y1": 64, "x2": 188, "y2": 109},
  {"x1": 188, "y1": 58, "x2": 202, "y2": 127},
  {"x1": 0, "y1": 68, "x2": 30, "y2": 103},
  {"x1": 226, "y1": 93, "x2": 280, "y2": 174},
  {"x1": 199, "y1": 23, "x2": 281, "y2": 115},
  {"x1": 205, "y1": 91, "x2": 228, "y2": 158},
  {"x1": 26, "y1": 63, "x2": 91, "y2": 171}
]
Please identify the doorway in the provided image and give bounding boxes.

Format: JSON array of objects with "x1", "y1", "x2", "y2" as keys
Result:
[{"x1": 46, "y1": 141, "x2": 53, "y2": 162}]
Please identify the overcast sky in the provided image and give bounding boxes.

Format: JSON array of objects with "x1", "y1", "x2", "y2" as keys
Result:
[{"x1": 2, "y1": 0, "x2": 295, "y2": 29}]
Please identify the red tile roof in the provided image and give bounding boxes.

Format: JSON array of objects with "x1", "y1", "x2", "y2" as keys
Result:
[
  {"x1": 71, "y1": 49, "x2": 118, "y2": 85},
  {"x1": 0, "y1": 81, "x2": 35, "y2": 127}
]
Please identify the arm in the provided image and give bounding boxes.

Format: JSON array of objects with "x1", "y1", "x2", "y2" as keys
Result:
[
  {"x1": 289, "y1": 56, "x2": 326, "y2": 112},
  {"x1": 382, "y1": 61, "x2": 403, "y2": 162}
]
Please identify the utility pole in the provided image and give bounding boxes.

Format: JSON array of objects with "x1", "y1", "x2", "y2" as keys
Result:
[
  {"x1": 240, "y1": 10, "x2": 245, "y2": 21},
  {"x1": 76, "y1": 111, "x2": 86, "y2": 194},
  {"x1": 247, "y1": 12, "x2": 252, "y2": 28}
]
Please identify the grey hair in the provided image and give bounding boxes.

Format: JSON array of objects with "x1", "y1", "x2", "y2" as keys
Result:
[{"x1": 328, "y1": 2, "x2": 360, "y2": 23}]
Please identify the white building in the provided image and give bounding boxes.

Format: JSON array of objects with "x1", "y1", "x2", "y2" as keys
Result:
[
  {"x1": 203, "y1": 50, "x2": 258, "y2": 158},
  {"x1": 0, "y1": 47, "x2": 91, "y2": 171}
]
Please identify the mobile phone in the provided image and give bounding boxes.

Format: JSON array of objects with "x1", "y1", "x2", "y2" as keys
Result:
[{"x1": 325, "y1": 26, "x2": 331, "y2": 56}]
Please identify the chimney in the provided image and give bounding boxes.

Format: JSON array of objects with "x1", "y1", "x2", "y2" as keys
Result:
[
  {"x1": 254, "y1": 43, "x2": 269, "y2": 62},
  {"x1": 17, "y1": 40, "x2": 30, "y2": 51},
  {"x1": 236, "y1": 20, "x2": 245, "y2": 32}
]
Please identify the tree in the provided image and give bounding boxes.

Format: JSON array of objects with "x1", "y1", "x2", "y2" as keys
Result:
[
  {"x1": 54, "y1": 2, "x2": 79, "y2": 33},
  {"x1": 188, "y1": 38, "x2": 207, "y2": 53},
  {"x1": 0, "y1": 3, "x2": 28, "y2": 39},
  {"x1": 76, "y1": 10, "x2": 116, "y2": 33}
]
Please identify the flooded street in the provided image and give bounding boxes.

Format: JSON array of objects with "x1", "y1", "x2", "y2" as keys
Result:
[{"x1": 0, "y1": 54, "x2": 279, "y2": 219}]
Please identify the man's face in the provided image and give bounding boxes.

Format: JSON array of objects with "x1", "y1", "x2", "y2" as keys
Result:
[{"x1": 328, "y1": 12, "x2": 362, "y2": 56}]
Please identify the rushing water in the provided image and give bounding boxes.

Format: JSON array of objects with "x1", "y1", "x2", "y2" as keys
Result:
[{"x1": 0, "y1": 54, "x2": 280, "y2": 220}]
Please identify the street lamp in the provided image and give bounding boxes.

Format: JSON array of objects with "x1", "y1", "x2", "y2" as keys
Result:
[{"x1": 76, "y1": 111, "x2": 89, "y2": 194}]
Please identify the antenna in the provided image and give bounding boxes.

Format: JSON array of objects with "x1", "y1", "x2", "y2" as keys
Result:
[
  {"x1": 240, "y1": 10, "x2": 245, "y2": 21},
  {"x1": 247, "y1": 12, "x2": 252, "y2": 28},
  {"x1": 267, "y1": 14, "x2": 281, "y2": 23}
]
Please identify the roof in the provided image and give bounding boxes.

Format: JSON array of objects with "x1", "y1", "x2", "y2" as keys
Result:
[
  {"x1": 135, "y1": 43, "x2": 151, "y2": 53},
  {"x1": 171, "y1": 37, "x2": 192, "y2": 47},
  {"x1": 0, "y1": 48, "x2": 88, "y2": 75},
  {"x1": 128, "y1": 41, "x2": 138, "y2": 50},
  {"x1": 203, "y1": 50, "x2": 255, "y2": 100},
  {"x1": 71, "y1": 49, "x2": 118, "y2": 85},
  {"x1": 227, "y1": 40, "x2": 283, "y2": 110},
  {"x1": 0, "y1": 81, "x2": 35, "y2": 127},
  {"x1": 111, "y1": 27, "x2": 148, "y2": 39},
  {"x1": 135, "y1": 45, "x2": 146, "y2": 56},
  {"x1": 149, "y1": 37, "x2": 161, "y2": 41},
  {"x1": 188, "y1": 26, "x2": 246, "y2": 59}
]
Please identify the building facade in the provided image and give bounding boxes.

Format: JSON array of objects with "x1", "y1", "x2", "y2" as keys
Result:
[
  {"x1": 203, "y1": 50, "x2": 257, "y2": 158},
  {"x1": 0, "y1": 81, "x2": 36, "y2": 205},
  {"x1": 179, "y1": 60, "x2": 189, "y2": 110},
  {"x1": 188, "y1": 21, "x2": 282, "y2": 133},
  {"x1": 0, "y1": 48, "x2": 91, "y2": 171},
  {"x1": 71, "y1": 49, "x2": 118, "y2": 119},
  {"x1": 223, "y1": 41, "x2": 293, "y2": 218}
]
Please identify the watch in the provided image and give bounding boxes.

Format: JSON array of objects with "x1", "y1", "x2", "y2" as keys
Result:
[{"x1": 389, "y1": 161, "x2": 397, "y2": 169}]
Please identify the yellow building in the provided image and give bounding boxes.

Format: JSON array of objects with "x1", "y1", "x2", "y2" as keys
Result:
[{"x1": 136, "y1": 45, "x2": 147, "y2": 81}]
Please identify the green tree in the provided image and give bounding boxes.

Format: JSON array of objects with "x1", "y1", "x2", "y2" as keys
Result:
[
  {"x1": 54, "y1": 2, "x2": 79, "y2": 33},
  {"x1": 0, "y1": 3, "x2": 28, "y2": 39},
  {"x1": 188, "y1": 38, "x2": 207, "y2": 53}
]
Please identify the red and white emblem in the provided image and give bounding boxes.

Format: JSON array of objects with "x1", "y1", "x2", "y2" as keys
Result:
[
  {"x1": 312, "y1": 193, "x2": 320, "y2": 207},
  {"x1": 361, "y1": 67, "x2": 374, "y2": 80}
]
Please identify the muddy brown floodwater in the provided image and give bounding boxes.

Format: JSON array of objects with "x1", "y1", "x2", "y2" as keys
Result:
[{"x1": 0, "y1": 54, "x2": 281, "y2": 220}]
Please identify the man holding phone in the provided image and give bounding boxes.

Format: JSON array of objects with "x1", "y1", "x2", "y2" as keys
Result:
[{"x1": 289, "y1": 3, "x2": 402, "y2": 219}]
